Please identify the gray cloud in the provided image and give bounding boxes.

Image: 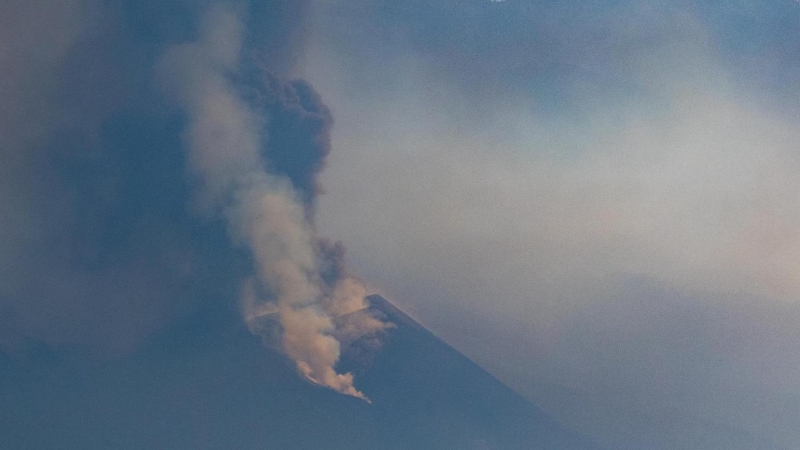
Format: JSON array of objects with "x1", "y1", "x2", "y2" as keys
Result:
[
  {"x1": 0, "y1": 0, "x2": 381, "y2": 369},
  {"x1": 158, "y1": 5, "x2": 385, "y2": 400},
  {"x1": 304, "y1": 0, "x2": 800, "y2": 446},
  {"x1": 0, "y1": 0, "x2": 248, "y2": 354}
]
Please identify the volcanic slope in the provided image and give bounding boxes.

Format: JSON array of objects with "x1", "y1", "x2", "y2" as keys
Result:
[{"x1": 0, "y1": 295, "x2": 601, "y2": 450}]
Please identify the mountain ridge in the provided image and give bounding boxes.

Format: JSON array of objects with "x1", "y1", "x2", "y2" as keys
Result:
[
  {"x1": 0, "y1": 294, "x2": 603, "y2": 450},
  {"x1": 334, "y1": 294, "x2": 605, "y2": 450}
]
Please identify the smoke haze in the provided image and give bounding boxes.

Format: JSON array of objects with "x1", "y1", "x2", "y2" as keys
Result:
[
  {"x1": 305, "y1": 0, "x2": 800, "y2": 447},
  {"x1": 2, "y1": 1, "x2": 800, "y2": 448},
  {"x1": 159, "y1": 5, "x2": 384, "y2": 400},
  {"x1": 0, "y1": 0, "x2": 384, "y2": 399}
]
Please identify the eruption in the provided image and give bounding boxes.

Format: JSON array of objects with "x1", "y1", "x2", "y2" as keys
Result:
[{"x1": 159, "y1": 5, "x2": 385, "y2": 401}]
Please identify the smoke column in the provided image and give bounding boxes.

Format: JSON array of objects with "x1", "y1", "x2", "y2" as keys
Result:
[{"x1": 159, "y1": 5, "x2": 383, "y2": 401}]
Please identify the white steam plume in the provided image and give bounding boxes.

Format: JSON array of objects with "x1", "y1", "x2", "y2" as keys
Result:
[{"x1": 159, "y1": 6, "x2": 379, "y2": 401}]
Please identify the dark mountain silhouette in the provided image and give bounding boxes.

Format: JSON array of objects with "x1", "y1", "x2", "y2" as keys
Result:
[
  {"x1": 0, "y1": 295, "x2": 601, "y2": 450},
  {"x1": 339, "y1": 295, "x2": 603, "y2": 449}
]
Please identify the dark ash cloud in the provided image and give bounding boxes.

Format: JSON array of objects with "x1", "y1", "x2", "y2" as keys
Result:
[
  {"x1": 0, "y1": 0, "x2": 382, "y2": 376},
  {"x1": 239, "y1": 69, "x2": 335, "y2": 210}
]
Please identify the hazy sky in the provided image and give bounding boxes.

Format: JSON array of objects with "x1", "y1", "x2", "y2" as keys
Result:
[
  {"x1": 304, "y1": 1, "x2": 800, "y2": 448},
  {"x1": 1, "y1": 1, "x2": 799, "y2": 449}
]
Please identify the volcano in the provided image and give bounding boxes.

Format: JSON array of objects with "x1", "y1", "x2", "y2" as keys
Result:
[{"x1": 0, "y1": 295, "x2": 601, "y2": 449}]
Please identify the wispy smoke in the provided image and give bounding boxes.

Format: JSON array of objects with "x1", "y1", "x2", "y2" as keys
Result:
[{"x1": 159, "y1": 6, "x2": 385, "y2": 401}]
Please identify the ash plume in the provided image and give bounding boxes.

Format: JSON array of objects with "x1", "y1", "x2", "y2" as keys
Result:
[{"x1": 159, "y1": 5, "x2": 386, "y2": 401}]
